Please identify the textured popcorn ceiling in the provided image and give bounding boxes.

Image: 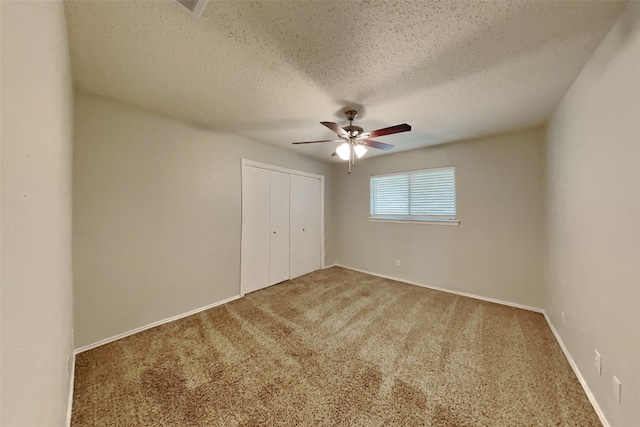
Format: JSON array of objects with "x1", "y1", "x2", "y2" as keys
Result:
[{"x1": 64, "y1": 0, "x2": 627, "y2": 161}]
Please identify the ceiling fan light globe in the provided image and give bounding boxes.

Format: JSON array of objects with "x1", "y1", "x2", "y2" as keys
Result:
[
  {"x1": 354, "y1": 144, "x2": 367, "y2": 158},
  {"x1": 336, "y1": 142, "x2": 350, "y2": 161}
]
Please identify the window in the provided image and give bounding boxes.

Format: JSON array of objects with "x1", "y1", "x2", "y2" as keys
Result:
[{"x1": 370, "y1": 167, "x2": 457, "y2": 223}]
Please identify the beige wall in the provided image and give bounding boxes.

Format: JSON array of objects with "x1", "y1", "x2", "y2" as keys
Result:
[
  {"x1": 545, "y1": 3, "x2": 640, "y2": 426},
  {"x1": 332, "y1": 128, "x2": 545, "y2": 309},
  {"x1": 73, "y1": 92, "x2": 334, "y2": 348},
  {"x1": 0, "y1": 1, "x2": 75, "y2": 426}
]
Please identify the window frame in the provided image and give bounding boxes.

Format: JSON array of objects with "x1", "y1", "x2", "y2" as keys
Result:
[{"x1": 369, "y1": 166, "x2": 460, "y2": 225}]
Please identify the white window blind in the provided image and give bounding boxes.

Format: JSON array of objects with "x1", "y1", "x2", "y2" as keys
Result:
[{"x1": 370, "y1": 167, "x2": 456, "y2": 221}]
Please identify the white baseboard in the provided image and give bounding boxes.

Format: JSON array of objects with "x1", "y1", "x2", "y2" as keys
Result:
[
  {"x1": 66, "y1": 268, "x2": 608, "y2": 426},
  {"x1": 66, "y1": 349, "x2": 76, "y2": 427},
  {"x1": 74, "y1": 294, "x2": 242, "y2": 354},
  {"x1": 542, "y1": 312, "x2": 610, "y2": 427},
  {"x1": 332, "y1": 264, "x2": 608, "y2": 425},
  {"x1": 333, "y1": 264, "x2": 543, "y2": 313}
]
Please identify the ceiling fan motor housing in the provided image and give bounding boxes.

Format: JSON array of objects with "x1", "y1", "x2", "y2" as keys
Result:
[
  {"x1": 343, "y1": 125, "x2": 364, "y2": 138},
  {"x1": 343, "y1": 110, "x2": 362, "y2": 137}
]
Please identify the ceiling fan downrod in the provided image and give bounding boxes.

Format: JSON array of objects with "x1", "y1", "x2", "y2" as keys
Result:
[{"x1": 344, "y1": 110, "x2": 361, "y2": 173}]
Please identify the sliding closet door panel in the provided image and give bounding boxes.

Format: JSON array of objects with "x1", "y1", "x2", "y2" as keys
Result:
[
  {"x1": 290, "y1": 175, "x2": 321, "y2": 279},
  {"x1": 241, "y1": 167, "x2": 270, "y2": 294},
  {"x1": 269, "y1": 171, "x2": 290, "y2": 285}
]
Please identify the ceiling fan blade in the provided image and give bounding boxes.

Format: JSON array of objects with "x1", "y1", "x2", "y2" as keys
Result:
[
  {"x1": 361, "y1": 139, "x2": 394, "y2": 150},
  {"x1": 364, "y1": 123, "x2": 411, "y2": 139},
  {"x1": 331, "y1": 151, "x2": 337, "y2": 156},
  {"x1": 293, "y1": 139, "x2": 342, "y2": 144},
  {"x1": 320, "y1": 121, "x2": 349, "y2": 138}
]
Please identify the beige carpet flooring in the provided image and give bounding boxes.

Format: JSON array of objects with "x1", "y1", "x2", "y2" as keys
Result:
[{"x1": 72, "y1": 267, "x2": 601, "y2": 426}]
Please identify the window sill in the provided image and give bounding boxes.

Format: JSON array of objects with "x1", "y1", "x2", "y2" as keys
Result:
[{"x1": 368, "y1": 217, "x2": 461, "y2": 226}]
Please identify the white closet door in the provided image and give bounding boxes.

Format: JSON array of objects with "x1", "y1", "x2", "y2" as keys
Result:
[
  {"x1": 269, "y1": 171, "x2": 290, "y2": 285},
  {"x1": 241, "y1": 167, "x2": 270, "y2": 294},
  {"x1": 290, "y1": 174, "x2": 321, "y2": 279}
]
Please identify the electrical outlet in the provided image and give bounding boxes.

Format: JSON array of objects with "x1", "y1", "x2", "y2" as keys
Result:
[
  {"x1": 395, "y1": 259, "x2": 401, "y2": 267},
  {"x1": 561, "y1": 311, "x2": 565, "y2": 327},
  {"x1": 594, "y1": 350, "x2": 602, "y2": 375},
  {"x1": 613, "y1": 376, "x2": 622, "y2": 403}
]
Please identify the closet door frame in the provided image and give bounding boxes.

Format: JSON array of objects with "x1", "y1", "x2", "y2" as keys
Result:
[{"x1": 240, "y1": 159, "x2": 325, "y2": 296}]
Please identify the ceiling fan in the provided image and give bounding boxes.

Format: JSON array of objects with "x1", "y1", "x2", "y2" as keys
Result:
[{"x1": 293, "y1": 110, "x2": 411, "y2": 173}]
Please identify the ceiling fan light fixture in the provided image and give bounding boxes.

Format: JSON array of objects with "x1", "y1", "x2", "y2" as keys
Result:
[
  {"x1": 336, "y1": 142, "x2": 350, "y2": 161},
  {"x1": 354, "y1": 144, "x2": 367, "y2": 158}
]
